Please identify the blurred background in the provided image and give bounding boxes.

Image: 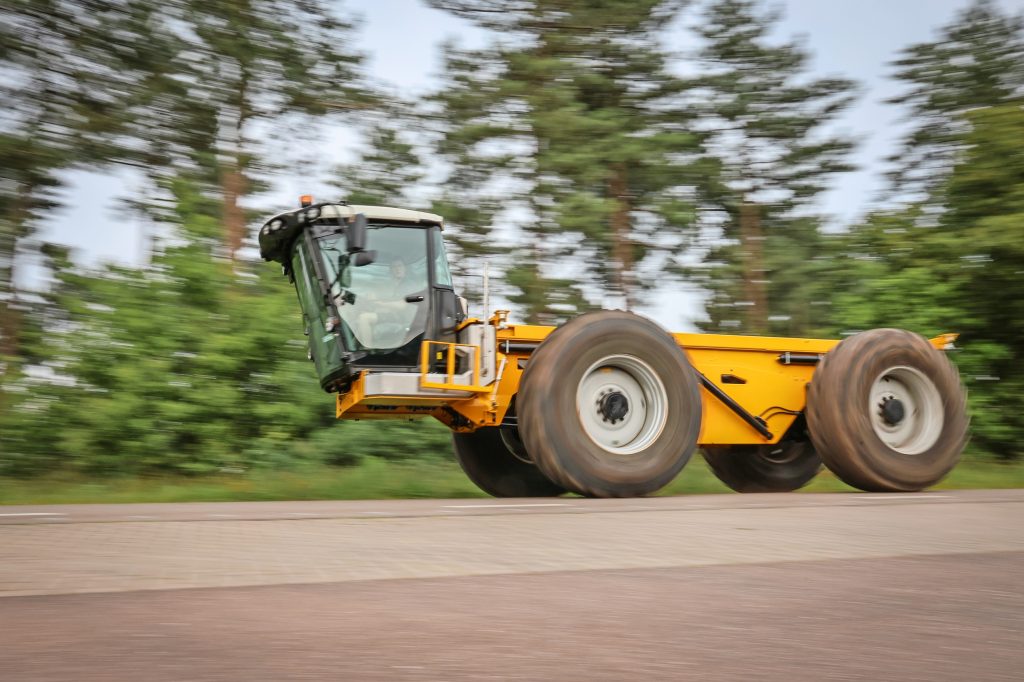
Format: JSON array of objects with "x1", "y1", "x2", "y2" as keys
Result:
[{"x1": 1, "y1": 0, "x2": 1022, "y2": 498}]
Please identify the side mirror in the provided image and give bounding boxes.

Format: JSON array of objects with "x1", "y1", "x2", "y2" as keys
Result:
[
  {"x1": 347, "y1": 213, "x2": 368, "y2": 253},
  {"x1": 353, "y1": 250, "x2": 377, "y2": 267}
]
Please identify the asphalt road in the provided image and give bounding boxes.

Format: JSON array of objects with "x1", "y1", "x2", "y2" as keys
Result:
[{"x1": 2, "y1": 490, "x2": 1022, "y2": 680}]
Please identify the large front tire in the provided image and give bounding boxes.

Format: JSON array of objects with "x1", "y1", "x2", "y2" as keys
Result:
[
  {"x1": 806, "y1": 328, "x2": 969, "y2": 492},
  {"x1": 452, "y1": 427, "x2": 566, "y2": 497},
  {"x1": 518, "y1": 311, "x2": 702, "y2": 498}
]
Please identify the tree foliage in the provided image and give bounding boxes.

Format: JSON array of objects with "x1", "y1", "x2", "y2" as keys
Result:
[
  {"x1": 3, "y1": 0, "x2": 1024, "y2": 479},
  {"x1": 0, "y1": 0, "x2": 426, "y2": 477},
  {"x1": 429, "y1": 0, "x2": 703, "y2": 320},
  {"x1": 0, "y1": 178, "x2": 455, "y2": 476},
  {"x1": 818, "y1": 1, "x2": 1024, "y2": 459},
  {"x1": 331, "y1": 119, "x2": 426, "y2": 208},
  {"x1": 886, "y1": 0, "x2": 1024, "y2": 198},
  {"x1": 829, "y1": 104, "x2": 1024, "y2": 458},
  {"x1": 0, "y1": 0, "x2": 157, "y2": 381},
  {"x1": 691, "y1": 0, "x2": 857, "y2": 336}
]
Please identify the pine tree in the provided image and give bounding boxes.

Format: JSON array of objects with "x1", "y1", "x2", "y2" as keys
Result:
[
  {"x1": 941, "y1": 105, "x2": 1024, "y2": 458},
  {"x1": 692, "y1": 0, "x2": 857, "y2": 335},
  {"x1": 155, "y1": 0, "x2": 371, "y2": 258},
  {"x1": 426, "y1": 40, "x2": 543, "y2": 313},
  {"x1": 829, "y1": 0, "x2": 1024, "y2": 458},
  {"x1": 823, "y1": 104, "x2": 1024, "y2": 459},
  {"x1": 887, "y1": 0, "x2": 1024, "y2": 199},
  {"x1": 429, "y1": 1, "x2": 703, "y2": 321},
  {"x1": 0, "y1": 135, "x2": 62, "y2": 385},
  {"x1": 0, "y1": 0, "x2": 170, "y2": 387},
  {"x1": 330, "y1": 119, "x2": 426, "y2": 208},
  {"x1": 1, "y1": 0, "x2": 373, "y2": 382},
  {"x1": 0, "y1": 177, "x2": 334, "y2": 476}
]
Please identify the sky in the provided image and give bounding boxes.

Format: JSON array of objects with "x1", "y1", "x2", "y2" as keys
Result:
[{"x1": 41, "y1": 0, "x2": 1024, "y2": 331}]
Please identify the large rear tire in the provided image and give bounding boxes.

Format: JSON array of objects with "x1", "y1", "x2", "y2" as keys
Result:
[
  {"x1": 518, "y1": 311, "x2": 702, "y2": 498},
  {"x1": 806, "y1": 328, "x2": 968, "y2": 492},
  {"x1": 702, "y1": 436, "x2": 821, "y2": 494},
  {"x1": 452, "y1": 427, "x2": 566, "y2": 497}
]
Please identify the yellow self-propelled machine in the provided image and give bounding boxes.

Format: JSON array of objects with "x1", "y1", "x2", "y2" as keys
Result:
[{"x1": 259, "y1": 199, "x2": 969, "y2": 497}]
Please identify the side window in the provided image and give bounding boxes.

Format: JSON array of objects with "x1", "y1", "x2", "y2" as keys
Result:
[
  {"x1": 292, "y1": 247, "x2": 321, "y2": 326},
  {"x1": 432, "y1": 228, "x2": 454, "y2": 288}
]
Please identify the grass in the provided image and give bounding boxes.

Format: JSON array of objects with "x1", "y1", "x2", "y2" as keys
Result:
[
  {"x1": 1, "y1": 453, "x2": 1022, "y2": 506},
  {"x1": 0, "y1": 458, "x2": 483, "y2": 506}
]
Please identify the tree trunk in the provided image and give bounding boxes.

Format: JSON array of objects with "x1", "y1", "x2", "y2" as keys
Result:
[
  {"x1": 739, "y1": 201, "x2": 768, "y2": 334},
  {"x1": 0, "y1": 183, "x2": 32, "y2": 378},
  {"x1": 608, "y1": 164, "x2": 634, "y2": 311},
  {"x1": 221, "y1": 159, "x2": 247, "y2": 258},
  {"x1": 526, "y1": 243, "x2": 544, "y2": 325},
  {"x1": 222, "y1": 71, "x2": 251, "y2": 259}
]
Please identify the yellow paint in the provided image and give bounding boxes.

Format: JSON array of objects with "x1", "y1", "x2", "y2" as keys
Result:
[
  {"x1": 335, "y1": 372, "x2": 365, "y2": 418},
  {"x1": 686, "y1": 344, "x2": 819, "y2": 445}
]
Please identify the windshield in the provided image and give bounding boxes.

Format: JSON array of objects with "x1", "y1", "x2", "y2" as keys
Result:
[{"x1": 319, "y1": 225, "x2": 430, "y2": 363}]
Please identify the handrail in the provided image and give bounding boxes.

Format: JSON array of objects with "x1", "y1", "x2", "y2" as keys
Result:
[{"x1": 419, "y1": 340, "x2": 491, "y2": 392}]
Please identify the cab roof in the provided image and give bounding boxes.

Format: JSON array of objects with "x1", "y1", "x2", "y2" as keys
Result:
[
  {"x1": 261, "y1": 203, "x2": 443, "y2": 227},
  {"x1": 258, "y1": 203, "x2": 444, "y2": 263}
]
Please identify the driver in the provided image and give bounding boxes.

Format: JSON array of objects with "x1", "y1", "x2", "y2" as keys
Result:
[
  {"x1": 381, "y1": 258, "x2": 414, "y2": 303},
  {"x1": 356, "y1": 258, "x2": 420, "y2": 346}
]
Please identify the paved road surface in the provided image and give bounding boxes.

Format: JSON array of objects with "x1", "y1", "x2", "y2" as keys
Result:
[{"x1": 2, "y1": 490, "x2": 1022, "y2": 680}]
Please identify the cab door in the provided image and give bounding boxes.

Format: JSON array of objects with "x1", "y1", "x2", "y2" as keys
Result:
[{"x1": 291, "y1": 241, "x2": 347, "y2": 388}]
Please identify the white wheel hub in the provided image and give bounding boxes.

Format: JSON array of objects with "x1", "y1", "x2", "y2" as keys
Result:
[
  {"x1": 576, "y1": 354, "x2": 669, "y2": 455},
  {"x1": 869, "y1": 366, "x2": 944, "y2": 455}
]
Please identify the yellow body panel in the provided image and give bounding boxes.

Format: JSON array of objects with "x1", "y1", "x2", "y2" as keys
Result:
[
  {"x1": 684, "y1": 343, "x2": 821, "y2": 444},
  {"x1": 336, "y1": 320, "x2": 956, "y2": 447}
]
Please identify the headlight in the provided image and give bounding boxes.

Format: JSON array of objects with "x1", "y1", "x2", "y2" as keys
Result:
[
  {"x1": 305, "y1": 206, "x2": 321, "y2": 221},
  {"x1": 269, "y1": 219, "x2": 284, "y2": 232}
]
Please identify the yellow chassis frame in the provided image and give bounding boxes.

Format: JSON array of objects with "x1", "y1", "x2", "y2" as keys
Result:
[{"x1": 337, "y1": 313, "x2": 957, "y2": 447}]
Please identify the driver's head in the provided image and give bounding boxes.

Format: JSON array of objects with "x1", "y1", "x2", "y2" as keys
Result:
[{"x1": 389, "y1": 258, "x2": 406, "y2": 280}]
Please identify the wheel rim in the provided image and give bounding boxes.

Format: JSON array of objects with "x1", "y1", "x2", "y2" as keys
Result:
[
  {"x1": 757, "y1": 442, "x2": 803, "y2": 465},
  {"x1": 576, "y1": 354, "x2": 669, "y2": 455},
  {"x1": 869, "y1": 366, "x2": 944, "y2": 455}
]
